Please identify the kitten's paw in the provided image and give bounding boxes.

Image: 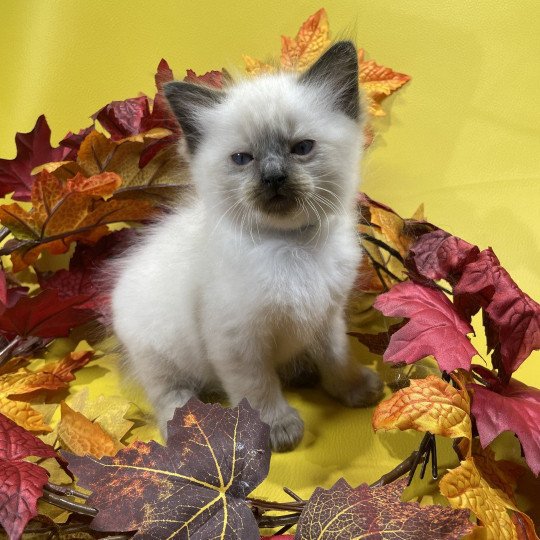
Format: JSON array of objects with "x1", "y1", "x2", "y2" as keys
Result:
[
  {"x1": 324, "y1": 365, "x2": 384, "y2": 408},
  {"x1": 269, "y1": 408, "x2": 304, "y2": 452}
]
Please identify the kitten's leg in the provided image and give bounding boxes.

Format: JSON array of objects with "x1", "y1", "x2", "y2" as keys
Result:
[
  {"x1": 314, "y1": 310, "x2": 384, "y2": 407},
  {"x1": 123, "y1": 348, "x2": 197, "y2": 437},
  {"x1": 209, "y1": 340, "x2": 304, "y2": 452}
]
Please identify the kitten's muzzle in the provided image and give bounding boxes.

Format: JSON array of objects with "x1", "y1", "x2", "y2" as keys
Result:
[{"x1": 261, "y1": 173, "x2": 288, "y2": 190}]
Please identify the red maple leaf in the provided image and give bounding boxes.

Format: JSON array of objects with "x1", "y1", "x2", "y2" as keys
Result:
[
  {"x1": 0, "y1": 288, "x2": 95, "y2": 338},
  {"x1": 471, "y1": 372, "x2": 540, "y2": 476},
  {"x1": 408, "y1": 229, "x2": 480, "y2": 284},
  {"x1": 455, "y1": 249, "x2": 540, "y2": 378},
  {"x1": 58, "y1": 125, "x2": 95, "y2": 160},
  {"x1": 0, "y1": 115, "x2": 69, "y2": 201},
  {"x1": 0, "y1": 413, "x2": 58, "y2": 540},
  {"x1": 373, "y1": 281, "x2": 478, "y2": 372}
]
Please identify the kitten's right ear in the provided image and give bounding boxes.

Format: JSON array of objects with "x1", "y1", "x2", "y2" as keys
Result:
[{"x1": 163, "y1": 81, "x2": 224, "y2": 153}]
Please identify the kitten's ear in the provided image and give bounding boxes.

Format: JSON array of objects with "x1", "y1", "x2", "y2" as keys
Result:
[
  {"x1": 163, "y1": 81, "x2": 224, "y2": 153},
  {"x1": 299, "y1": 41, "x2": 360, "y2": 121}
]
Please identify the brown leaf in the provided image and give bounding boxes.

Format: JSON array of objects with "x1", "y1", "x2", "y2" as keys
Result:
[{"x1": 295, "y1": 478, "x2": 473, "y2": 539}]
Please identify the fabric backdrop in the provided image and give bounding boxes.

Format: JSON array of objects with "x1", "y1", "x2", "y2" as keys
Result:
[{"x1": 1, "y1": 0, "x2": 539, "y2": 523}]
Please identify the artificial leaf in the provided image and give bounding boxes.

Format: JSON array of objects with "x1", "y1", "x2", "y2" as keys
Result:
[
  {"x1": 75, "y1": 130, "x2": 188, "y2": 204},
  {"x1": 295, "y1": 477, "x2": 472, "y2": 539},
  {"x1": 0, "y1": 412, "x2": 58, "y2": 540},
  {"x1": 64, "y1": 399, "x2": 270, "y2": 539},
  {"x1": 184, "y1": 69, "x2": 225, "y2": 88},
  {"x1": 38, "y1": 228, "x2": 137, "y2": 320},
  {"x1": 454, "y1": 248, "x2": 540, "y2": 377},
  {"x1": 0, "y1": 115, "x2": 69, "y2": 201},
  {"x1": 358, "y1": 49, "x2": 411, "y2": 116},
  {"x1": 471, "y1": 376, "x2": 540, "y2": 476},
  {"x1": 440, "y1": 449, "x2": 538, "y2": 540},
  {"x1": 408, "y1": 229, "x2": 480, "y2": 284},
  {"x1": 281, "y1": 8, "x2": 330, "y2": 71},
  {"x1": 372, "y1": 375, "x2": 472, "y2": 440},
  {"x1": 374, "y1": 281, "x2": 479, "y2": 372},
  {"x1": 57, "y1": 401, "x2": 121, "y2": 458},
  {"x1": 243, "y1": 55, "x2": 274, "y2": 76},
  {"x1": 58, "y1": 126, "x2": 95, "y2": 161},
  {"x1": 0, "y1": 350, "x2": 93, "y2": 431},
  {"x1": 92, "y1": 96, "x2": 151, "y2": 141},
  {"x1": 0, "y1": 288, "x2": 94, "y2": 338},
  {"x1": 350, "y1": 322, "x2": 404, "y2": 356},
  {"x1": 0, "y1": 169, "x2": 151, "y2": 271}
]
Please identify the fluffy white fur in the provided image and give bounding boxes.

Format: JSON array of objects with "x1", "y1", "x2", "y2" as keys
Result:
[{"x1": 111, "y1": 42, "x2": 383, "y2": 451}]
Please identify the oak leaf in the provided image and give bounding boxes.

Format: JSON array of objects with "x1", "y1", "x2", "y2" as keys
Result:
[
  {"x1": 64, "y1": 399, "x2": 270, "y2": 539},
  {"x1": 295, "y1": 477, "x2": 472, "y2": 539},
  {"x1": 373, "y1": 281, "x2": 479, "y2": 372},
  {"x1": 372, "y1": 375, "x2": 472, "y2": 440},
  {"x1": 439, "y1": 448, "x2": 538, "y2": 540},
  {"x1": 471, "y1": 375, "x2": 540, "y2": 476},
  {"x1": 0, "y1": 350, "x2": 93, "y2": 431},
  {"x1": 0, "y1": 412, "x2": 58, "y2": 540},
  {"x1": 0, "y1": 115, "x2": 69, "y2": 201}
]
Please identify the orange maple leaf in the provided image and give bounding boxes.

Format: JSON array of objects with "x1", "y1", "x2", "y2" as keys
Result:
[
  {"x1": 372, "y1": 375, "x2": 472, "y2": 440},
  {"x1": 0, "y1": 351, "x2": 93, "y2": 431}
]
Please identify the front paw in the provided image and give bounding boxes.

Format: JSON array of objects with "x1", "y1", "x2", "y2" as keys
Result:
[
  {"x1": 269, "y1": 408, "x2": 304, "y2": 452},
  {"x1": 324, "y1": 365, "x2": 384, "y2": 408}
]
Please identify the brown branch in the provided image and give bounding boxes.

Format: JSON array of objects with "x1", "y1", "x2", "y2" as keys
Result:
[{"x1": 41, "y1": 488, "x2": 97, "y2": 517}]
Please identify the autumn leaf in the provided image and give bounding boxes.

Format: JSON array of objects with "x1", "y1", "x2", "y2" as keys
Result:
[
  {"x1": 64, "y1": 399, "x2": 270, "y2": 539},
  {"x1": 0, "y1": 169, "x2": 153, "y2": 271},
  {"x1": 184, "y1": 69, "x2": 226, "y2": 88},
  {"x1": 0, "y1": 412, "x2": 58, "y2": 540},
  {"x1": 359, "y1": 49, "x2": 411, "y2": 116},
  {"x1": 0, "y1": 115, "x2": 69, "y2": 201},
  {"x1": 408, "y1": 229, "x2": 480, "y2": 284},
  {"x1": 0, "y1": 288, "x2": 94, "y2": 339},
  {"x1": 295, "y1": 477, "x2": 473, "y2": 539},
  {"x1": 440, "y1": 447, "x2": 538, "y2": 540},
  {"x1": 38, "y1": 228, "x2": 137, "y2": 320},
  {"x1": 281, "y1": 8, "x2": 330, "y2": 71},
  {"x1": 0, "y1": 350, "x2": 93, "y2": 431},
  {"x1": 373, "y1": 281, "x2": 479, "y2": 372},
  {"x1": 350, "y1": 322, "x2": 405, "y2": 356},
  {"x1": 454, "y1": 248, "x2": 540, "y2": 378},
  {"x1": 57, "y1": 401, "x2": 121, "y2": 458},
  {"x1": 373, "y1": 375, "x2": 472, "y2": 440},
  {"x1": 470, "y1": 375, "x2": 540, "y2": 476}
]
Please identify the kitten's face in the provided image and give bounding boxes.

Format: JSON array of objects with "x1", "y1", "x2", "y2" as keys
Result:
[{"x1": 165, "y1": 42, "x2": 363, "y2": 231}]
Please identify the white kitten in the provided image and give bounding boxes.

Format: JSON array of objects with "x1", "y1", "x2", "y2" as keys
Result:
[{"x1": 111, "y1": 42, "x2": 383, "y2": 451}]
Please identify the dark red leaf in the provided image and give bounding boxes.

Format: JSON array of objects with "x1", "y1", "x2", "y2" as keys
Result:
[
  {"x1": 0, "y1": 115, "x2": 69, "y2": 201},
  {"x1": 0, "y1": 413, "x2": 58, "y2": 540},
  {"x1": 92, "y1": 96, "x2": 151, "y2": 141},
  {"x1": 0, "y1": 288, "x2": 95, "y2": 338},
  {"x1": 0, "y1": 270, "x2": 6, "y2": 313},
  {"x1": 455, "y1": 248, "x2": 540, "y2": 376},
  {"x1": 471, "y1": 378, "x2": 540, "y2": 476},
  {"x1": 63, "y1": 399, "x2": 270, "y2": 539},
  {"x1": 58, "y1": 125, "x2": 94, "y2": 160},
  {"x1": 350, "y1": 322, "x2": 405, "y2": 355},
  {"x1": 39, "y1": 229, "x2": 136, "y2": 321},
  {"x1": 184, "y1": 69, "x2": 225, "y2": 88},
  {"x1": 374, "y1": 281, "x2": 478, "y2": 372},
  {"x1": 295, "y1": 478, "x2": 472, "y2": 539},
  {"x1": 408, "y1": 229, "x2": 480, "y2": 284}
]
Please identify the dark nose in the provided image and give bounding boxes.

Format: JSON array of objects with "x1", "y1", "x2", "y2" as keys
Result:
[{"x1": 261, "y1": 174, "x2": 287, "y2": 189}]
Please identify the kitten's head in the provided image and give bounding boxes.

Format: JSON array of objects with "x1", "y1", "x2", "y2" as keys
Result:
[{"x1": 164, "y1": 41, "x2": 363, "y2": 231}]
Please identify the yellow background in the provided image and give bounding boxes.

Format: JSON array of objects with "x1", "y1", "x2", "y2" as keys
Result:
[{"x1": 1, "y1": 0, "x2": 539, "y2": 527}]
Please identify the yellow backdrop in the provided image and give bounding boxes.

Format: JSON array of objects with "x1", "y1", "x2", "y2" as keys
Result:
[{"x1": 1, "y1": 0, "x2": 539, "y2": 525}]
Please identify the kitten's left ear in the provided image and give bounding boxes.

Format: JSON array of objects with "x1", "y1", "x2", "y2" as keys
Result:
[
  {"x1": 163, "y1": 81, "x2": 224, "y2": 153},
  {"x1": 299, "y1": 41, "x2": 360, "y2": 121}
]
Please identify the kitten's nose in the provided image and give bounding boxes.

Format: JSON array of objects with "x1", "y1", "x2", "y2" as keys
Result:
[{"x1": 261, "y1": 173, "x2": 287, "y2": 189}]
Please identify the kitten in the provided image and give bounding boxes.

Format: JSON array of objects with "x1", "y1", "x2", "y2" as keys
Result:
[{"x1": 111, "y1": 41, "x2": 384, "y2": 452}]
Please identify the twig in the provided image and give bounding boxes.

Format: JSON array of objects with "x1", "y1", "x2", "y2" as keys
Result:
[
  {"x1": 0, "y1": 336, "x2": 22, "y2": 366},
  {"x1": 360, "y1": 233, "x2": 404, "y2": 263},
  {"x1": 370, "y1": 451, "x2": 420, "y2": 488},
  {"x1": 41, "y1": 488, "x2": 98, "y2": 517},
  {"x1": 46, "y1": 482, "x2": 89, "y2": 500},
  {"x1": 0, "y1": 227, "x2": 9, "y2": 243}
]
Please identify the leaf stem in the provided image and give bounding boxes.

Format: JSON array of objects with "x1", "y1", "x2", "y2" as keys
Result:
[{"x1": 41, "y1": 487, "x2": 98, "y2": 517}]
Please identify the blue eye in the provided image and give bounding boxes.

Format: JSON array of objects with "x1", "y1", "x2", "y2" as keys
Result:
[
  {"x1": 231, "y1": 152, "x2": 254, "y2": 165},
  {"x1": 291, "y1": 139, "x2": 315, "y2": 155}
]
